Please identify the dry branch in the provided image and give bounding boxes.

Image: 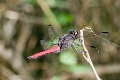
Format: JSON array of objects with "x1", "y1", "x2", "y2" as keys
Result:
[{"x1": 79, "y1": 27, "x2": 101, "y2": 80}]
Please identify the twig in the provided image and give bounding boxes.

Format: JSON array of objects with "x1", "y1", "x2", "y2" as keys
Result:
[
  {"x1": 37, "y1": 0, "x2": 61, "y2": 32},
  {"x1": 79, "y1": 27, "x2": 101, "y2": 80}
]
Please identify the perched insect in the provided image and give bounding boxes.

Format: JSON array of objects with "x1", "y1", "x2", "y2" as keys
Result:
[
  {"x1": 27, "y1": 25, "x2": 79, "y2": 59},
  {"x1": 27, "y1": 25, "x2": 111, "y2": 60}
]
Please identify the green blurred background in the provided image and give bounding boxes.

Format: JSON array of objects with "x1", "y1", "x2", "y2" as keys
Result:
[{"x1": 0, "y1": 0, "x2": 120, "y2": 80}]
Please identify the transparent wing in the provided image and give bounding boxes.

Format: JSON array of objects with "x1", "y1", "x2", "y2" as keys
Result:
[
  {"x1": 60, "y1": 32, "x2": 110, "y2": 64},
  {"x1": 86, "y1": 32, "x2": 111, "y2": 39},
  {"x1": 40, "y1": 39, "x2": 53, "y2": 50},
  {"x1": 71, "y1": 38, "x2": 102, "y2": 64},
  {"x1": 58, "y1": 31, "x2": 111, "y2": 55},
  {"x1": 40, "y1": 25, "x2": 60, "y2": 50},
  {"x1": 48, "y1": 24, "x2": 60, "y2": 42},
  {"x1": 84, "y1": 31, "x2": 111, "y2": 45},
  {"x1": 83, "y1": 31, "x2": 111, "y2": 54}
]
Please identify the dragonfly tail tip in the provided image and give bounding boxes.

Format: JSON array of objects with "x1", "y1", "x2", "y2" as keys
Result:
[
  {"x1": 27, "y1": 56, "x2": 32, "y2": 59},
  {"x1": 27, "y1": 56, "x2": 38, "y2": 59},
  {"x1": 27, "y1": 56, "x2": 30, "y2": 59}
]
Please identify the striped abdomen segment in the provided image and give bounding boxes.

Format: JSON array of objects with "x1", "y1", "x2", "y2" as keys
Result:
[{"x1": 27, "y1": 45, "x2": 60, "y2": 59}]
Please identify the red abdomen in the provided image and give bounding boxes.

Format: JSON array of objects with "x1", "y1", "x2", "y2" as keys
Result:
[{"x1": 27, "y1": 45, "x2": 60, "y2": 59}]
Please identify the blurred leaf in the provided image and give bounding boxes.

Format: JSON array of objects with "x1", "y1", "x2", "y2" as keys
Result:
[
  {"x1": 46, "y1": 0, "x2": 66, "y2": 8},
  {"x1": 51, "y1": 75, "x2": 60, "y2": 80},
  {"x1": 68, "y1": 64, "x2": 92, "y2": 74},
  {"x1": 59, "y1": 48, "x2": 77, "y2": 66},
  {"x1": 23, "y1": 0, "x2": 37, "y2": 5},
  {"x1": 56, "y1": 13, "x2": 73, "y2": 26}
]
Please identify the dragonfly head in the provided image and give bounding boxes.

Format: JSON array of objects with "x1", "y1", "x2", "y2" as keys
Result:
[{"x1": 69, "y1": 30, "x2": 79, "y2": 39}]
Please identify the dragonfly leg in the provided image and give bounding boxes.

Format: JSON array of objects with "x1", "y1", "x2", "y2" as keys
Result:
[
  {"x1": 73, "y1": 42, "x2": 81, "y2": 46},
  {"x1": 71, "y1": 44, "x2": 82, "y2": 53}
]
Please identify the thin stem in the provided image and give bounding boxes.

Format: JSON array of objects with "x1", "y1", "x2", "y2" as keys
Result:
[
  {"x1": 37, "y1": 0, "x2": 61, "y2": 32},
  {"x1": 79, "y1": 27, "x2": 101, "y2": 80}
]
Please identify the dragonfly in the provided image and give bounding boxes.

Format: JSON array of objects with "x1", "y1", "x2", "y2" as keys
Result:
[
  {"x1": 27, "y1": 25, "x2": 110, "y2": 59},
  {"x1": 27, "y1": 25, "x2": 79, "y2": 59}
]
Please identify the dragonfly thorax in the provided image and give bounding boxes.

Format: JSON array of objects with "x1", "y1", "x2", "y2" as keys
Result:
[{"x1": 57, "y1": 30, "x2": 78, "y2": 51}]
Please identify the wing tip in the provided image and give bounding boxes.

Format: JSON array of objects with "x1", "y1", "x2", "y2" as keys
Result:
[
  {"x1": 49, "y1": 24, "x2": 51, "y2": 26},
  {"x1": 40, "y1": 39, "x2": 44, "y2": 40}
]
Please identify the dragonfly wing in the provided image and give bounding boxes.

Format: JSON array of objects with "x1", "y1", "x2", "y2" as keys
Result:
[
  {"x1": 48, "y1": 24, "x2": 60, "y2": 40},
  {"x1": 71, "y1": 38, "x2": 99, "y2": 53},
  {"x1": 40, "y1": 25, "x2": 60, "y2": 50},
  {"x1": 71, "y1": 39, "x2": 101, "y2": 63},
  {"x1": 40, "y1": 39, "x2": 53, "y2": 50},
  {"x1": 83, "y1": 31, "x2": 111, "y2": 54},
  {"x1": 84, "y1": 31, "x2": 111, "y2": 45}
]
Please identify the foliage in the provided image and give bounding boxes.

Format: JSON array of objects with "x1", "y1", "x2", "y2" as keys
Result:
[{"x1": 0, "y1": 0, "x2": 120, "y2": 80}]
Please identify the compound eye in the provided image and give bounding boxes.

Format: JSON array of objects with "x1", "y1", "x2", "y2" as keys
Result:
[
  {"x1": 74, "y1": 31, "x2": 78, "y2": 35},
  {"x1": 75, "y1": 32, "x2": 77, "y2": 35},
  {"x1": 69, "y1": 30, "x2": 73, "y2": 34}
]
